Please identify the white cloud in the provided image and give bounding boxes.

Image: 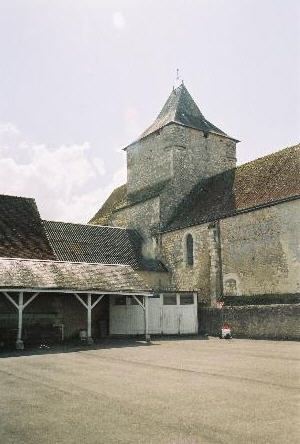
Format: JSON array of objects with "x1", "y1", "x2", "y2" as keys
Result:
[
  {"x1": 0, "y1": 123, "x2": 126, "y2": 223},
  {"x1": 0, "y1": 122, "x2": 19, "y2": 135},
  {"x1": 112, "y1": 11, "x2": 126, "y2": 30}
]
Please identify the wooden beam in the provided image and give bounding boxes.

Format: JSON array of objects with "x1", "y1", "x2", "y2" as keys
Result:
[
  {"x1": 2, "y1": 292, "x2": 18, "y2": 309},
  {"x1": 74, "y1": 293, "x2": 88, "y2": 309},
  {"x1": 16, "y1": 292, "x2": 24, "y2": 350},
  {"x1": 144, "y1": 295, "x2": 150, "y2": 343},
  {"x1": 0, "y1": 288, "x2": 152, "y2": 297},
  {"x1": 73, "y1": 293, "x2": 106, "y2": 345},
  {"x1": 91, "y1": 294, "x2": 104, "y2": 309},
  {"x1": 132, "y1": 295, "x2": 145, "y2": 310},
  {"x1": 87, "y1": 293, "x2": 93, "y2": 344},
  {"x1": 23, "y1": 292, "x2": 39, "y2": 309}
]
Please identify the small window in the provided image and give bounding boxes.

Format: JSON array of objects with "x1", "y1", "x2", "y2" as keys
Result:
[
  {"x1": 130, "y1": 296, "x2": 143, "y2": 305},
  {"x1": 163, "y1": 294, "x2": 177, "y2": 305},
  {"x1": 186, "y1": 233, "x2": 194, "y2": 267},
  {"x1": 180, "y1": 294, "x2": 194, "y2": 305},
  {"x1": 114, "y1": 295, "x2": 126, "y2": 305}
]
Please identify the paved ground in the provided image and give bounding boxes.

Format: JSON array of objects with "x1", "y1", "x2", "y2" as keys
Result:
[{"x1": 0, "y1": 337, "x2": 299, "y2": 444}]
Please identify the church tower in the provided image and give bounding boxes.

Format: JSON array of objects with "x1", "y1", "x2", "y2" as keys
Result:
[
  {"x1": 124, "y1": 83, "x2": 238, "y2": 228},
  {"x1": 91, "y1": 83, "x2": 238, "y2": 258}
]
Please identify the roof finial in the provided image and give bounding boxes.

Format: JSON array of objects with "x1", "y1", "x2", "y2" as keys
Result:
[{"x1": 174, "y1": 68, "x2": 182, "y2": 89}]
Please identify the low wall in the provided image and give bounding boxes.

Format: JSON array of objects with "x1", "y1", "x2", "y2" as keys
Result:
[{"x1": 198, "y1": 304, "x2": 300, "y2": 340}]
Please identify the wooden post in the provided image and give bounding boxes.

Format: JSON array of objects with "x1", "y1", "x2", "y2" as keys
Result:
[
  {"x1": 87, "y1": 293, "x2": 93, "y2": 344},
  {"x1": 74, "y1": 293, "x2": 104, "y2": 345},
  {"x1": 16, "y1": 292, "x2": 24, "y2": 350},
  {"x1": 144, "y1": 296, "x2": 150, "y2": 343}
]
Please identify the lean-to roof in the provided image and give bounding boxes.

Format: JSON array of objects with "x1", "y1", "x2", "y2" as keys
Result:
[
  {"x1": 165, "y1": 144, "x2": 300, "y2": 231},
  {"x1": 43, "y1": 220, "x2": 167, "y2": 272},
  {"x1": 0, "y1": 257, "x2": 151, "y2": 293}
]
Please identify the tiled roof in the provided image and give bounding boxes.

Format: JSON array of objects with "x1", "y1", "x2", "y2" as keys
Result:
[
  {"x1": 0, "y1": 195, "x2": 56, "y2": 260},
  {"x1": 88, "y1": 181, "x2": 169, "y2": 225},
  {"x1": 89, "y1": 184, "x2": 127, "y2": 225},
  {"x1": 165, "y1": 144, "x2": 300, "y2": 231},
  {"x1": 43, "y1": 220, "x2": 167, "y2": 272},
  {"x1": 0, "y1": 258, "x2": 151, "y2": 293},
  {"x1": 125, "y1": 84, "x2": 231, "y2": 148}
]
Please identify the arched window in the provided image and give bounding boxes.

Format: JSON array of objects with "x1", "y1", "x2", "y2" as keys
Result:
[{"x1": 186, "y1": 233, "x2": 194, "y2": 267}]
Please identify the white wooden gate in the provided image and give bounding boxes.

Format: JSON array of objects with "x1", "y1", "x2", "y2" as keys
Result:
[
  {"x1": 161, "y1": 293, "x2": 198, "y2": 334},
  {"x1": 110, "y1": 293, "x2": 198, "y2": 336}
]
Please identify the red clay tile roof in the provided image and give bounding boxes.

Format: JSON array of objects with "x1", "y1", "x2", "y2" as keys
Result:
[
  {"x1": 165, "y1": 144, "x2": 300, "y2": 231},
  {"x1": 0, "y1": 195, "x2": 56, "y2": 260}
]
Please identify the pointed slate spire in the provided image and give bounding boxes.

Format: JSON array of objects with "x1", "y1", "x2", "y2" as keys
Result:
[{"x1": 140, "y1": 83, "x2": 226, "y2": 140}]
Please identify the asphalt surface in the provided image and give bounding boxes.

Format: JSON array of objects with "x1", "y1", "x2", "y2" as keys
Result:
[{"x1": 0, "y1": 337, "x2": 299, "y2": 444}]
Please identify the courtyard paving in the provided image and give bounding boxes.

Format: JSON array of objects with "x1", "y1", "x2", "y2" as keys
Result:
[{"x1": 0, "y1": 337, "x2": 299, "y2": 444}]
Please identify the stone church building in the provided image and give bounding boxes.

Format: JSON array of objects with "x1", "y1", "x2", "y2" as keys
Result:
[
  {"x1": 0, "y1": 83, "x2": 299, "y2": 347},
  {"x1": 90, "y1": 84, "x2": 299, "y2": 305}
]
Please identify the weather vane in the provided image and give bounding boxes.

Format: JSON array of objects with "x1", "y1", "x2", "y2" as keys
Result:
[{"x1": 174, "y1": 69, "x2": 183, "y2": 89}]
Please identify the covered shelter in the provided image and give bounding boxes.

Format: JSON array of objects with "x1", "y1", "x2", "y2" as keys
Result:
[{"x1": 0, "y1": 257, "x2": 153, "y2": 349}]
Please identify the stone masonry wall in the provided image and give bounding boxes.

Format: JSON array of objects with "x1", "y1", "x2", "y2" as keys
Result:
[
  {"x1": 221, "y1": 200, "x2": 300, "y2": 296},
  {"x1": 126, "y1": 129, "x2": 173, "y2": 196},
  {"x1": 198, "y1": 304, "x2": 300, "y2": 340},
  {"x1": 159, "y1": 127, "x2": 237, "y2": 225},
  {"x1": 126, "y1": 123, "x2": 236, "y2": 228},
  {"x1": 159, "y1": 224, "x2": 211, "y2": 302},
  {"x1": 159, "y1": 200, "x2": 299, "y2": 305}
]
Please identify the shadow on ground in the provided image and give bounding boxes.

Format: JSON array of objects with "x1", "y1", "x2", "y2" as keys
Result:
[{"x1": 0, "y1": 335, "x2": 210, "y2": 358}]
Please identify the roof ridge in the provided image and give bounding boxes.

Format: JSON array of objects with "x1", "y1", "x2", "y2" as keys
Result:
[
  {"x1": 43, "y1": 219, "x2": 131, "y2": 230},
  {"x1": 237, "y1": 143, "x2": 300, "y2": 169},
  {"x1": 0, "y1": 193, "x2": 35, "y2": 201},
  {"x1": 0, "y1": 256, "x2": 133, "y2": 267}
]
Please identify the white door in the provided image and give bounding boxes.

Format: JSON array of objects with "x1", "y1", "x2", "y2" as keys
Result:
[
  {"x1": 178, "y1": 293, "x2": 198, "y2": 334},
  {"x1": 162, "y1": 294, "x2": 179, "y2": 334}
]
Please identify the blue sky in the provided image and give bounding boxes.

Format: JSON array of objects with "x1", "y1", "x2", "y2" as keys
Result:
[{"x1": 0, "y1": 0, "x2": 299, "y2": 222}]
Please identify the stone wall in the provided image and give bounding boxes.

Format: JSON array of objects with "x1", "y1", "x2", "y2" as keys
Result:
[
  {"x1": 126, "y1": 130, "x2": 173, "y2": 196},
  {"x1": 159, "y1": 224, "x2": 211, "y2": 302},
  {"x1": 126, "y1": 123, "x2": 236, "y2": 228},
  {"x1": 158, "y1": 200, "x2": 299, "y2": 305},
  {"x1": 159, "y1": 129, "x2": 236, "y2": 224},
  {"x1": 198, "y1": 304, "x2": 300, "y2": 340},
  {"x1": 221, "y1": 200, "x2": 300, "y2": 296},
  {"x1": 138, "y1": 270, "x2": 172, "y2": 292}
]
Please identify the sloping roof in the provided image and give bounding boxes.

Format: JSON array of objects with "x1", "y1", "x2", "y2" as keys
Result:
[
  {"x1": 165, "y1": 144, "x2": 300, "y2": 231},
  {"x1": 89, "y1": 181, "x2": 169, "y2": 226},
  {"x1": 125, "y1": 84, "x2": 231, "y2": 148},
  {"x1": 0, "y1": 257, "x2": 151, "y2": 293},
  {"x1": 89, "y1": 184, "x2": 127, "y2": 226},
  {"x1": 43, "y1": 220, "x2": 167, "y2": 272},
  {"x1": 0, "y1": 195, "x2": 56, "y2": 260}
]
